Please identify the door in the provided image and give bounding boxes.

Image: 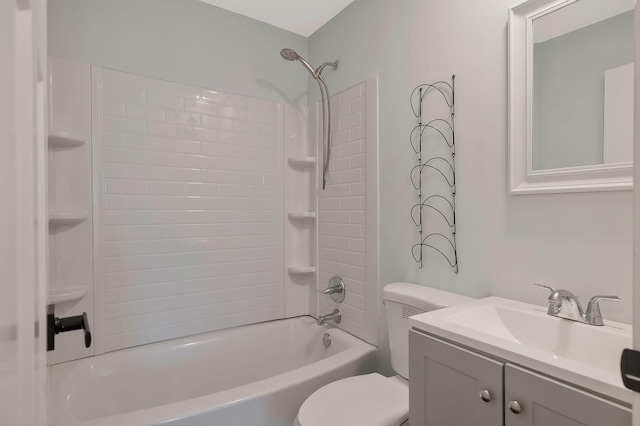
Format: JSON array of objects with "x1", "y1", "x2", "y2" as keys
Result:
[
  {"x1": 505, "y1": 364, "x2": 630, "y2": 426},
  {"x1": 0, "y1": 0, "x2": 48, "y2": 424},
  {"x1": 409, "y1": 331, "x2": 503, "y2": 426}
]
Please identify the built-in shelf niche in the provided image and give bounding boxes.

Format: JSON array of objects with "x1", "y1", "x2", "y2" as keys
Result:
[
  {"x1": 287, "y1": 157, "x2": 316, "y2": 167},
  {"x1": 288, "y1": 266, "x2": 317, "y2": 275},
  {"x1": 288, "y1": 212, "x2": 316, "y2": 221},
  {"x1": 48, "y1": 130, "x2": 87, "y2": 148},
  {"x1": 48, "y1": 286, "x2": 89, "y2": 305},
  {"x1": 49, "y1": 211, "x2": 88, "y2": 225}
]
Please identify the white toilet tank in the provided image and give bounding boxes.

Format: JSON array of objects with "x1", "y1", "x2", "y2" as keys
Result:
[{"x1": 383, "y1": 282, "x2": 473, "y2": 379}]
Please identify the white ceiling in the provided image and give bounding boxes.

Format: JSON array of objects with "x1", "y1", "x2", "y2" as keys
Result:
[{"x1": 198, "y1": 0, "x2": 356, "y2": 37}]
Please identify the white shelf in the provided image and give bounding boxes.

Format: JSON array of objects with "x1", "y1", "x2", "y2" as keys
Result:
[
  {"x1": 287, "y1": 157, "x2": 316, "y2": 167},
  {"x1": 48, "y1": 130, "x2": 87, "y2": 148},
  {"x1": 49, "y1": 211, "x2": 88, "y2": 225},
  {"x1": 288, "y1": 265, "x2": 317, "y2": 275},
  {"x1": 288, "y1": 212, "x2": 316, "y2": 221},
  {"x1": 48, "y1": 286, "x2": 89, "y2": 304}
]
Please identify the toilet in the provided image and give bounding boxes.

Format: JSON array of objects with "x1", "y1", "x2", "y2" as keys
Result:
[{"x1": 295, "y1": 282, "x2": 473, "y2": 426}]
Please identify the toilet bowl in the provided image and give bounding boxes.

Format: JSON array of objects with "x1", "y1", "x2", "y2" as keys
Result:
[
  {"x1": 295, "y1": 282, "x2": 473, "y2": 426},
  {"x1": 295, "y1": 373, "x2": 408, "y2": 426}
]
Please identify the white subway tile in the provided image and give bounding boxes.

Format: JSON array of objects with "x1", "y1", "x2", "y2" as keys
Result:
[
  {"x1": 164, "y1": 81, "x2": 200, "y2": 99},
  {"x1": 339, "y1": 83, "x2": 363, "y2": 104},
  {"x1": 125, "y1": 73, "x2": 165, "y2": 92},
  {"x1": 185, "y1": 99, "x2": 218, "y2": 116},
  {"x1": 233, "y1": 120, "x2": 262, "y2": 135},
  {"x1": 202, "y1": 170, "x2": 234, "y2": 184},
  {"x1": 165, "y1": 138, "x2": 201, "y2": 155},
  {"x1": 166, "y1": 167, "x2": 201, "y2": 182},
  {"x1": 341, "y1": 197, "x2": 363, "y2": 210},
  {"x1": 340, "y1": 224, "x2": 364, "y2": 238},
  {"x1": 104, "y1": 116, "x2": 146, "y2": 135},
  {"x1": 184, "y1": 182, "x2": 218, "y2": 196},
  {"x1": 104, "y1": 131, "x2": 125, "y2": 147},
  {"x1": 350, "y1": 96, "x2": 366, "y2": 113},
  {"x1": 219, "y1": 105, "x2": 249, "y2": 120},
  {"x1": 166, "y1": 110, "x2": 202, "y2": 127},
  {"x1": 200, "y1": 89, "x2": 233, "y2": 105},
  {"x1": 350, "y1": 239, "x2": 366, "y2": 253},
  {"x1": 126, "y1": 103, "x2": 165, "y2": 122},
  {"x1": 146, "y1": 122, "x2": 184, "y2": 138},
  {"x1": 145, "y1": 91, "x2": 184, "y2": 110},
  {"x1": 201, "y1": 142, "x2": 233, "y2": 158},
  {"x1": 351, "y1": 211, "x2": 366, "y2": 224},
  {"x1": 103, "y1": 84, "x2": 144, "y2": 103},
  {"x1": 104, "y1": 99, "x2": 125, "y2": 117},
  {"x1": 147, "y1": 181, "x2": 184, "y2": 195},
  {"x1": 341, "y1": 169, "x2": 363, "y2": 184},
  {"x1": 340, "y1": 111, "x2": 363, "y2": 130},
  {"x1": 341, "y1": 140, "x2": 364, "y2": 157},
  {"x1": 202, "y1": 115, "x2": 233, "y2": 131}
]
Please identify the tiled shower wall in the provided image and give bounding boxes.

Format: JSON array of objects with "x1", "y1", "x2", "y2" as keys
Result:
[
  {"x1": 318, "y1": 82, "x2": 370, "y2": 341},
  {"x1": 93, "y1": 67, "x2": 284, "y2": 353}
]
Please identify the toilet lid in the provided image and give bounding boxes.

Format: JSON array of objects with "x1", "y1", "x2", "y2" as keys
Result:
[{"x1": 297, "y1": 373, "x2": 408, "y2": 426}]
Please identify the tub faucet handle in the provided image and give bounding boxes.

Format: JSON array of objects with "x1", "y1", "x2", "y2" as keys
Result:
[{"x1": 317, "y1": 276, "x2": 345, "y2": 303}]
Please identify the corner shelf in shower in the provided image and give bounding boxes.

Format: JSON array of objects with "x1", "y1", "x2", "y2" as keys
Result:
[
  {"x1": 49, "y1": 211, "x2": 89, "y2": 225},
  {"x1": 48, "y1": 130, "x2": 87, "y2": 148},
  {"x1": 287, "y1": 157, "x2": 316, "y2": 167},
  {"x1": 288, "y1": 265, "x2": 317, "y2": 275},
  {"x1": 48, "y1": 286, "x2": 89, "y2": 305},
  {"x1": 288, "y1": 212, "x2": 316, "y2": 221}
]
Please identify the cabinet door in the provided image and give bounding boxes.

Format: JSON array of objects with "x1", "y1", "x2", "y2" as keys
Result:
[
  {"x1": 505, "y1": 364, "x2": 631, "y2": 426},
  {"x1": 409, "y1": 331, "x2": 503, "y2": 426}
]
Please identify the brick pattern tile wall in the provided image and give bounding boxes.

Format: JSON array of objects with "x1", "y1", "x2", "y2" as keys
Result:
[
  {"x1": 318, "y1": 82, "x2": 367, "y2": 339},
  {"x1": 96, "y1": 68, "x2": 283, "y2": 353}
]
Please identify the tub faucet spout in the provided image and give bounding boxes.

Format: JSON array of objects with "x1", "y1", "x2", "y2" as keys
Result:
[{"x1": 317, "y1": 309, "x2": 341, "y2": 326}]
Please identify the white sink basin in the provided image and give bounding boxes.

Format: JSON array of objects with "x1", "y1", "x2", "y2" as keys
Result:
[{"x1": 409, "y1": 296, "x2": 632, "y2": 404}]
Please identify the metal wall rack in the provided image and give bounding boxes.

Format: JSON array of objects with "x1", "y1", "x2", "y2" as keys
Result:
[{"x1": 410, "y1": 76, "x2": 458, "y2": 273}]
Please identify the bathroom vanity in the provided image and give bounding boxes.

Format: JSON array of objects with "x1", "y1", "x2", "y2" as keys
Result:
[{"x1": 408, "y1": 297, "x2": 632, "y2": 426}]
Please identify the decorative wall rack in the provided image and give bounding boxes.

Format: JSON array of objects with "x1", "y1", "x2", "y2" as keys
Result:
[{"x1": 410, "y1": 76, "x2": 458, "y2": 273}]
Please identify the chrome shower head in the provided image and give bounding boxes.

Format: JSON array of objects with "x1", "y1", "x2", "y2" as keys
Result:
[
  {"x1": 280, "y1": 48, "x2": 299, "y2": 61},
  {"x1": 280, "y1": 48, "x2": 318, "y2": 79}
]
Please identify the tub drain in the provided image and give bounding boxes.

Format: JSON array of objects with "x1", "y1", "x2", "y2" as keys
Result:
[{"x1": 323, "y1": 333, "x2": 331, "y2": 347}]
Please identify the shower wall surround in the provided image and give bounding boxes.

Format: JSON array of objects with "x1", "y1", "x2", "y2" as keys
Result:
[
  {"x1": 92, "y1": 67, "x2": 285, "y2": 353},
  {"x1": 47, "y1": 57, "x2": 379, "y2": 359}
]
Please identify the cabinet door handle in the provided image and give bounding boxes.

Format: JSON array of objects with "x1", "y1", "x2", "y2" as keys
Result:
[
  {"x1": 508, "y1": 400, "x2": 522, "y2": 414},
  {"x1": 479, "y1": 389, "x2": 491, "y2": 402}
]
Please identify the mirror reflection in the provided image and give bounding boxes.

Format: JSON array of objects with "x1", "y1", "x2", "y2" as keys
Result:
[{"x1": 532, "y1": 0, "x2": 634, "y2": 171}]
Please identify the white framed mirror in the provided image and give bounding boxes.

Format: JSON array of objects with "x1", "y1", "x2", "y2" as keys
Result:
[{"x1": 509, "y1": 0, "x2": 635, "y2": 194}]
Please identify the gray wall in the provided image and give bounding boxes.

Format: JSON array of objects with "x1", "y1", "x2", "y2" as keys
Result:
[
  {"x1": 309, "y1": 0, "x2": 632, "y2": 375},
  {"x1": 48, "y1": 0, "x2": 309, "y2": 105},
  {"x1": 533, "y1": 11, "x2": 633, "y2": 170}
]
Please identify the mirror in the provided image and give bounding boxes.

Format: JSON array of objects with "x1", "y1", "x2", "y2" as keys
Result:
[{"x1": 509, "y1": 0, "x2": 635, "y2": 194}]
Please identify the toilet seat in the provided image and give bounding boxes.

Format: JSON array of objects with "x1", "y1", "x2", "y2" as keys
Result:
[{"x1": 296, "y1": 373, "x2": 408, "y2": 426}]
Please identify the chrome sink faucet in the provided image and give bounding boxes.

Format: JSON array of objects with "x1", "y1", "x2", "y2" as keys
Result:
[
  {"x1": 317, "y1": 309, "x2": 342, "y2": 326},
  {"x1": 533, "y1": 283, "x2": 619, "y2": 326}
]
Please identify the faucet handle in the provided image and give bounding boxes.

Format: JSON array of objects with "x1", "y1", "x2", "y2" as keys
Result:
[
  {"x1": 533, "y1": 283, "x2": 556, "y2": 294},
  {"x1": 585, "y1": 295, "x2": 620, "y2": 326}
]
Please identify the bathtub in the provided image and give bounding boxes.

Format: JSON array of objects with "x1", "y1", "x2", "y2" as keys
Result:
[{"x1": 48, "y1": 316, "x2": 377, "y2": 426}]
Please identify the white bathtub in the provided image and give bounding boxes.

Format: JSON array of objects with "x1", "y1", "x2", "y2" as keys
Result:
[{"x1": 48, "y1": 316, "x2": 377, "y2": 426}]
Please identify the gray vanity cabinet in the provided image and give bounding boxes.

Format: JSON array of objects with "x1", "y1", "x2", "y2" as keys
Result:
[
  {"x1": 409, "y1": 330, "x2": 631, "y2": 426},
  {"x1": 505, "y1": 364, "x2": 630, "y2": 426},
  {"x1": 408, "y1": 331, "x2": 503, "y2": 426}
]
